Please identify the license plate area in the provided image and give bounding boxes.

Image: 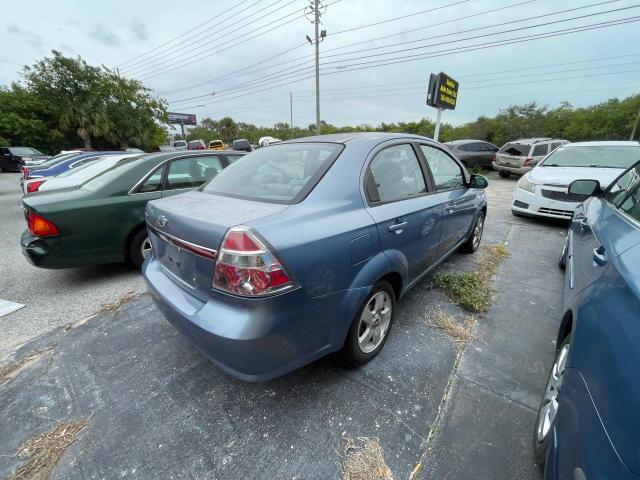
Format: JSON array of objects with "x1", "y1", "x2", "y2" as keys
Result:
[{"x1": 159, "y1": 240, "x2": 197, "y2": 288}]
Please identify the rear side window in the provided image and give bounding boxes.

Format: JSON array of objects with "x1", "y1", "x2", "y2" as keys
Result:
[
  {"x1": 225, "y1": 154, "x2": 244, "y2": 163},
  {"x1": 532, "y1": 144, "x2": 548, "y2": 156},
  {"x1": 202, "y1": 143, "x2": 343, "y2": 204},
  {"x1": 618, "y1": 184, "x2": 640, "y2": 222},
  {"x1": 138, "y1": 167, "x2": 164, "y2": 193},
  {"x1": 167, "y1": 156, "x2": 222, "y2": 189},
  {"x1": 368, "y1": 145, "x2": 427, "y2": 203},
  {"x1": 603, "y1": 164, "x2": 640, "y2": 206},
  {"x1": 420, "y1": 145, "x2": 464, "y2": 190},
  {"x1": 499, "y1": 143, "x2": 529, "y2": 156}
]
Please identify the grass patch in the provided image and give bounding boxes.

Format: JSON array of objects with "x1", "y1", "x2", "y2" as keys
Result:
[
  {"x1": 425, "y1": 308, "x2": 478, "y2": 348},
  {"x1": 10, "y1": 418, "x2": 89, "y2": 480},
  {"x1": 468, "y1": 165, "x2": 487, "y2": 175},
  {"x1": 100, "y1": 291, "x2": 137, "y2": 312},
  {"x1": 433, "y1": 244, "x2": 509, "y2": 313},
  {"x1": 342, "y1": 437, "x2": 393, "y2": 480}
]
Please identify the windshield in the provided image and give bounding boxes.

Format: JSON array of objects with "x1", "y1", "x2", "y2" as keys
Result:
[
  {"x1": 498, "y1": 143, "x2": 530, "y2": 156},
  {"x1": 540, "y1": 145, "x2": 640, "y2": 168},
  {"x1": 36, "y1": 152, "x2": 79, "y2": 168},
  {"x1": 201, "y1": 143, "x2": 343, "y2": 203},
  {"x1": 10, "y1": 147, "x2": 42, "y2": 156}
]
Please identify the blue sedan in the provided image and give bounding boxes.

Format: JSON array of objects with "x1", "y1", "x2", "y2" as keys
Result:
[
  {"x1": 534, "y1": 161, "x2": 640, "y2": 478},
  {"x1": 143, "y1": 133, "x2": 488, "y2": 381}
]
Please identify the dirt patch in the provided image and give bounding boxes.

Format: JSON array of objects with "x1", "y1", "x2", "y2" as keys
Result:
[
  {"x1": 0, "y1": 349, "x2": 52, "y2": 385},
  {"x1": 9, "y1": 418, "x2": 89, "y2": 480},
  {"x1": 425, "y1": 308, "x2": 478, "y2": 349},
  {"x1": 342, "y1": 437, "x2": 393, "y2": 480},
  {"x1": 433, "y1": 244, "x2": 509, "y2": 312},
  {"x1": 100, "y1": 291, "x2": 137, "y2": 312}
]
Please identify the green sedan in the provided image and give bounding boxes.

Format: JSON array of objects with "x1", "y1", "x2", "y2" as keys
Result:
[{"x1": 21, "y1": 150, "x2": 243, "y2": 269}]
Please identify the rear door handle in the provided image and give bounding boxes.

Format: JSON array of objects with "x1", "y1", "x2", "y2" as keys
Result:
[
  {"x1": 593, "y1": 245, "x2": 607, "y2": 266},
  {"x1": 445, "y1": 203, "x2": 454, "y2": 214},
  {"x1": 388, "y1": 221, "x2": 407, "y2": 233}
]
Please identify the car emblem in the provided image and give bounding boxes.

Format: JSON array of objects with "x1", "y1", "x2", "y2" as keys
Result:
[{"x1": 156, "y1": 215, "x2": 168, "y2": 228}]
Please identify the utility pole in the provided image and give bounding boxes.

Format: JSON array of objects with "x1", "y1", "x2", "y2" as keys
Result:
[
  {"x1": 290, "y1": 92, "x2": 294, "y2": 139},
  {"x1": 306, "y1": 1, "x2": 326, "y2": 136}
]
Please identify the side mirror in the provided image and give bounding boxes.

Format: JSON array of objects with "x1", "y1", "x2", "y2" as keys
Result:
[
  {"x1": 568, "y1": 179, "x2": 601, "y2": 197},
  {"x1": 469, "y1": 174, "x2": 488, "y2": 189}
]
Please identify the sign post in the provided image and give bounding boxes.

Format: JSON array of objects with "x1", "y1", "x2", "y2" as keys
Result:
[
  {"x1": 426, "y1": 72, "x2": 459, "y2": 142},
  {"x1": 167, "y1": 112, "x2": 197, "y2": 139}
]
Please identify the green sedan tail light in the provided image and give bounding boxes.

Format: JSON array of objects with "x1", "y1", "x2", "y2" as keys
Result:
[
  {"x1": 213, "y1": 227, "x2": 296, "y2": 297},
  {"x1": 28, "y1": 211, "x2": 59, "y2": 237}
]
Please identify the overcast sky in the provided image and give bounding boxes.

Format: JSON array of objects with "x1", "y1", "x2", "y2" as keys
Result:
[{"x1": 1, "y1": 0, "x2": 639, "y2": 129}]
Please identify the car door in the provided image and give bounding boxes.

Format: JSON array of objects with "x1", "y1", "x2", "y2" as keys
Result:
[
  {"x1": 567, "y1": 163, "x2": 640, "y2": 296},
  {"x1": 0, "y1": 148, "x2": 8, "y2": 169},
  {"x1": 480, "y1": 142, "x2": 498, "y2": 167},
  {"x1": 418, "y1": 144, "x2": 477, "y2": 256},
  {"x1": 161, "y1": 154, "x2": 226, "y2": 198},
  {"x1": 364, "y1": 143, "x2": 443, "y2": 284}
]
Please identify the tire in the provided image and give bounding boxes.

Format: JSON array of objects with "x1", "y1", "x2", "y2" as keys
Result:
[
  {"x1": 499, "y1": 170, "x2": 511, "y2": 178},
  {"x1": 558, "y1": 236, "x2": 568, "y2": 271},
  {"x1": 533, "y1": 335, "x2": 571, "y2": 465},
  {"x1": 127, "y1": 228, "x2": 152, "y2": 269},
  {"x1": 460, "y1": 211, "x2": 485, "y2": 254},
  {"x1": 342, "y1": 281, "x2": 396, "y2": 365}
]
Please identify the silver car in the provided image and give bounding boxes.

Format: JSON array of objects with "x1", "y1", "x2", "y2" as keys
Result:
[{"x1": 493, "y1": 138, "x2": 569, "y2": 177}]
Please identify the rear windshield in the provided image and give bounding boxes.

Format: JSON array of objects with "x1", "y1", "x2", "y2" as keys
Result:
[
  {"x1": 540, "y1": 145, "x2": 640, "y2": 169},
  {"x1": 209, "y1": 141, "x2": 223, "y2": 146},
  {"x1": 499, "y1": 143, "x2": 530, "y2": 156},
  {"x1": 10, "y1": 147, "x2": 42, "y2": 156},
  {"x1": 57, "y1": 157, "x2": 105, "y2": 177},
  {"x1": 35, "y1": 152, "x2": 79, "y2": 168},
  {"x1": 201, "y1": 143, "x2": 343, "y2": 203}
]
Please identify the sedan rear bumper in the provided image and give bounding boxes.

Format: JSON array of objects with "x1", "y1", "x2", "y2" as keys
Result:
[{"x1": 143, "y1": 256, "x2": 368, "y2": 381}]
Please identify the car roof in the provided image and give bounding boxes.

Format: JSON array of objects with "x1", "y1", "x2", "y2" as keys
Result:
[
  {"x1": 508, "y1": 138, "x2": 567, "y2": 144},
  {"x1": 561, "y1": 141, "x2": 640, "y2": 147},
  {"x1": 285, "y1": 132, "x2": 432, "y2": 145},
  {"x1": 444, "y1": 139, "x2": 491, "y2": 145}
]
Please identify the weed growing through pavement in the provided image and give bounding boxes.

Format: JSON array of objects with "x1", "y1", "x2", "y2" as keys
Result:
[
  {"x1": 100, "y1": 291, "x2": 138, "y2": 312},
  {"x1": 433, "y1": 244, "x2": 509, "y2": 312},
  {"x1": 425, "y1": 308, "x2": 478, "y2": 349}
]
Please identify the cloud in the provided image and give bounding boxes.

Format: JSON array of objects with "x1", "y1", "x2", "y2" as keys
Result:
[
  {"x1": 130, "y1": 19, "x2": 149, "y2": 43},
  {"x1": 88, "y1": 25, "x2": 122, "y2": 46},
  {"x1": 6, "y1": 22, "x2": 44, "y2": 50}
]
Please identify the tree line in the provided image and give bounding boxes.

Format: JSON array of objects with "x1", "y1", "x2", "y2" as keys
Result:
[
  {"x1": 190, "y1": 95, "x2": 640, "y2": 147},
  {"x1": 0, "y1": 51, "x2": 167, "y2": 154}
]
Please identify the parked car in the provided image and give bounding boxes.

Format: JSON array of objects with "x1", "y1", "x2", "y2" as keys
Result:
[
  {"x1": 232, "y1": 139, "x2": 253, "y2": 152},
  {"x1": 23, "y1": 153, "x2": 139, "y2": 194},
  {"x1": 443, "y1": 139, "x2": 499, "y2": 168},
  {"x1": 512, "y1": 141, "x2": 640, "y2": 219},
  {"x1": 20, "y1": 151, "x2": 124, "y2": 192},
  {"x1": 493, "y1": 138, "x2": 569, "y2": 177},
  {"x1": 0, "y1": 147, "x2": 50, "y2": 172},
  {"x1": 208, "y1": 140, "x2": 225, "y2": 151},
  {"x1": 188, "y1": 139, "x2": 206, "y2": 150},
  {"x1": 21, "y1": 151, "x2": 82, "y2": 177},
  {"x1": 143, "y1": 133, "x2": 489, "y2": 381},
  {"x1": 534, "y1": 160, "x2": 640, "y2": 479},
  {"x1": 172, "y1": 140, "x2": 188, "y2": 150},
  {"x1": 21, "y1": 150, "x2": 244, "y2": 269}
]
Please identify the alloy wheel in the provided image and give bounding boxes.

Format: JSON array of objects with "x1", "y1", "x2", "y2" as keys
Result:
[
  {"x1": 472, "y1": 214, "x2": 485, "y2": 250},
  {"x1": 358, "y1": 291, "x2": 392, "y2": 354},
  {"x1": 536, "y1": 342, "x2": 570, "y2": 442}
]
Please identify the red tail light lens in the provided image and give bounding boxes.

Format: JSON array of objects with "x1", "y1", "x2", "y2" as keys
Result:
[
  {"x1": 26, "y1": 179, "x2": 46, "y2": 193},
  {"x1": 28, "y1": 211, "x2": 59, "y2": 237},
  {"x1": 213, "y1": 227, "x2": 296, "y2": 296},
  {"x1": 523, "y1": 157, "x2": 535, "y2": 166}
]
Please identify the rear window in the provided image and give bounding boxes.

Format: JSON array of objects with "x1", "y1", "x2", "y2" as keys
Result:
[
  {"x1": 201, "y1": 143, "x2": 343, "y2": 204},
  {"x1": 233, "y1": 140, "x2": 250, "y2": 148},
  {"x1": 499, "y1": 143, "x2": 530, "y2": 156},
  {"x1": 541, "y1": 145, "x2": 640, "y2": 169},
  {"x1": 10, "y1": 147, "x2": 42, "y2": 156},
  {"x1": 209, "y1": 141, "x2": 223, "y2": 147}
]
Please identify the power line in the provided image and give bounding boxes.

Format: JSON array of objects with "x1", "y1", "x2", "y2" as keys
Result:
[
  {"x1": 171, "y1": 15, "x2": 640, "y2": 109},
  {"x1": 124, "y1": 0, "x2": 297, "y2": 76},
  {"x1": 159, "y1": 0, "x2": 535, "y2": 98},
  {"x1": 135, "y1": 4, "x2": 305, "y2": 80},
  {"x1": 118, "y1": 0, "x2": 255, "y2": 68},
  {"x1": 168, "y1": 9, "x2": 640, "y2": 105}
]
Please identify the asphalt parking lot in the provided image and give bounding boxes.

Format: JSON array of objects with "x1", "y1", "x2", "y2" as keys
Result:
[{"x1": 0, "y1": 172, "x2": 567, "y2": 479}]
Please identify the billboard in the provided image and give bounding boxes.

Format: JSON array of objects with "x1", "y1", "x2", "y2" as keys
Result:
[
  {"x1": 168, "y1": 112, "x2": 197, "y2": 125},
  {"x1": 426, "y1": 72, "x2": 459, "y2": 110}
]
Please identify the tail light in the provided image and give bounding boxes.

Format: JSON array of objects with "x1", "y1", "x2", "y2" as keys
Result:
[
  {"x1": 22, "y1": 167, "x2": 29, "y2": 179},
  {"x1": 213, "y1": 227, "x2": 296, "y2": 297},
  {"x1": 26, "y1": 179, "x2": 46, "y2": 193},
  {"x1": 492, "y1": 154, "x2": 496, "y2": 162},
  {"x1": 28, "y1": 211, "x2": 59, "y2": 237},
  {"x1": 523, "y1": 157, "x2": 535, "y2": 166}
]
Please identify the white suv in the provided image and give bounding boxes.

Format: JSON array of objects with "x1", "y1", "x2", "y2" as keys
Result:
[{"x1": 493, "y1": 138, "x2": 569, "y2": 177}]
